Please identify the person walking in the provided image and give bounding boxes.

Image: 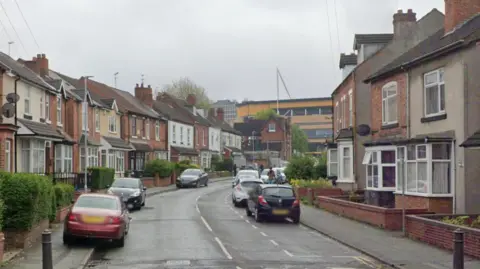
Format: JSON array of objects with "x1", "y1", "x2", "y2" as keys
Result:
[
  {"x1": 259, "y1": 164, "x2": 264, "y2": 178},
  {"x1": 267, "y1": 167, "x2": 275, "y2": 184}
]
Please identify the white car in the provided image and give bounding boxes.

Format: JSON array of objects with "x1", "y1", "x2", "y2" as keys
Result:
[
  {"x1": 232, "y1": 177, "x2": 263, "y2": 207},
  {"x1": 232, "y1": 170, "x2": 259, "y2": 187}
]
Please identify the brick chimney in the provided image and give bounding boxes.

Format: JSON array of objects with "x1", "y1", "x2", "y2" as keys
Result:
[
  {"x1": 134, "y1": 83, "x2": 153, "y2": 107},
  {"x1": 216, "y1": 108, "x2": 224, "y2": 121},
  {"x1": 393, "y1": 9, "x2": 417, "y2": 38},
  {"x1": 445, "y1": 0, "x2": 480, "y2": 33},
  {"x1": 23, "y1": 53, "x2": 49, "y2": 77},
  {"x1": 186, "y1": 94, "x2": 196, "y2": 106},
  {"x1": 208, "y1": 108, "x2": 216, "y2": 117}
]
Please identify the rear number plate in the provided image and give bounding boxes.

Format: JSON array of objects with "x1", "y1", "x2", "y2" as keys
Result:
[
  {"x1": 82, "y1": 215, "x2": 105, "y2": 224},
  {"x1": 272, "y1": 209, "x2": 289, "y2": 215}
]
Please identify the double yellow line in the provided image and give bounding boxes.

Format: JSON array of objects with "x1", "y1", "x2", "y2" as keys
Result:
[{"x1": 354, "y1": 256, "x2": 385, "y2": 268}]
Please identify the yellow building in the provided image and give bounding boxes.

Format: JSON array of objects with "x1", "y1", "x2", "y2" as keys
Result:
[{"x1": 236, "y1": 97, "x2": 333, "y2": 154}]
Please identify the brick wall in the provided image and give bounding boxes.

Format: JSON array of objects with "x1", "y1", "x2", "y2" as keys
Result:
[
  {"x1": 194, "y1": 124, "x2": 209, "y2": 151},
  {"x1": 0, "y1": 131, "x2": 14, "y2": 171},
  {"x1": 147, "y1": 119, "x2": 168, "y2": 151},
  {"x1": 371, "y1": 72, "x2": 407, "y2": 140},
  {"x1": 333, "y1": 75, "x2": 355, "y2": 134},
  {"x1": 395, "y1": 194, "x2": 453, "y2": 214},
  {"x1": 406, "y1": 214, "x2": 480, "y2": 258},
  {"x1": 317, "y1": 196, "x2": 429, "y2": 230},
  {"x1": 88, "y1": 106, "x2": 101, "y2": 142}
]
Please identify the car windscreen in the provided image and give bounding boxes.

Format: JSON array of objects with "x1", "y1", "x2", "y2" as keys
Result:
[
  {"x1": 241, "y1": 181, "x2": 261, "y2": 189},
  {"x1": 181, "y1": 169, "x2": 201, "y2": 176},
  {"x1": 238, "y1": 171, "x2": 257, "y2": 177},
  {"x1": 263, "y1": 187, "x2": 294, "y2": 197},
  {"x1": 75, "y1": 196, "x2": 119, "y2": 210},
  {"x1": 111, "y1": 178, "x2": 139, "y2": 188}
]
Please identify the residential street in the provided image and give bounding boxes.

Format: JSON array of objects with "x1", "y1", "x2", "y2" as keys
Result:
[{"x1": 87, "y1": 181, "x2": 382, "y2": 269}]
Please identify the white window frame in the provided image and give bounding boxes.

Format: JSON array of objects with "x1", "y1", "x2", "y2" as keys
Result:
[
  {"x1": 335, "y1": 101, "x2": 340, "y2": 132},
  {"x1": 82, "y1": 102, "x2": 88, "y2": 131},
  {"x1": 21, "y1": 139, "x2": 45, "y2": 173},
  {"x1": 146, "y1": 120, "x2": 150, "y2": 139},
  {"x1": 4, "y1": 140, "x2": 10, "y2": 172},
  {"x1": 394, "y1": 143, "x2": 453, "y2": 197},
  {"x1": 348, "y1": 90, "x2": 353, "y2": 127},
  {"x1": 180, "y1": 126, "x2": 184, "y2": 144},
  {"x1": 45, "y1": 93, "x2": 50, "y2": 122},
  {"x1": 268, "y1": 123, "x2": 276, "y2": 132},
  {"x1": 364, "y1": 146, "x2": 397, "y2": 191},
  {"x1": 95, "y1": 109, "x2": 100, "y2": 132},
  {"x1": 187, "y1": 128, "x2": 191, "y2": 146},
  {"x1": 55, "y1": 144, "x2": 73, "y2": 173},
  {"x1": 108, "y1": 115, "x2": 117, "y2": 133},
  {"x1": 80, "y1": 146, "x2": 99, "y2": 170},
  {"x1": 202, "y1": 129, "x2": 206, "y2": 146},
  {"x1": 424, "y1": 68, "x2": 445, "y2": 117},
  {"x1": 155, "y1": 121, "x2": 160, "y2": 141},
  {"x1": 382, "y1": 81, "x2": 398, "y2": 125},
  {"x1": 24, "y1": 87, "x2": 31, "y2": 115},
  {"x1": 40, "y1": 94, "x2": 44, "y2": 120},
  {"x1": 338, "y1": 143, "x2": 353, "y2": 182},
  {"x1": 131, "y1": 115, "x2": 137, "y2": 138},
  {"x1": 172, "y1": 125, "x2": 176, "y2": 143},
  {"x1": 327, "y1": 148, "x2": 338, "y2": 177},
  {"x1": 57, "y1": 95, "x2": 63, "y2": 126}
]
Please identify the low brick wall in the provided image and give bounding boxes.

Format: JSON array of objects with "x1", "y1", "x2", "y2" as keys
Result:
[
  {"x1": 208, "y1": 171, "x2": 231, "y2": 178},
  {"x1": 4, "y1": 219, "x2": 50, "y2": 250},
  {"x1": 55, "y1": 205, "x2": 72, "y2": 223},
  {"x1": 295, "y1": 187, "x2": 343, "y2": 203},
  {"x1": 317, "y1": 196, "x2": 429, "y2": 230},
  {"x1": 406, "y1": 214, "x2": 480, "y2": 258}
]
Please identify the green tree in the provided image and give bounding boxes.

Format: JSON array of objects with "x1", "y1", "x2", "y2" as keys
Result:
[
  {"x1": 162, "y1": 77, "x2": 211, "y2": 109},
  {"x1": 254, "y1": 109, "x2": 278, "y2": 120},
  {"x1": 292, "y1": 124, "x2": 309, "y2": 153}
]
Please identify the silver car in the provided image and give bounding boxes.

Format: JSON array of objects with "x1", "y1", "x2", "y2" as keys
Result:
[
  {"x1": 232, "y1": 177, "x2": 263, "y2": 207},
  {"x1": 232, "y1": 170, "x2": 259, "y2": 187}
]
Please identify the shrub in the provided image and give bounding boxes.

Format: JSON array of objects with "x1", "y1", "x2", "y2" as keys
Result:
[
  {"x1": 0, "y1": 199, "x2": 4, "y2": 231},
  {"x1": 314, "y1": 154, "x2": 327, "y2": 179},
  {"x1": 284, "y1": 156, "x2": 316, "y2": 180},
  {"x1": 144, "y1": 159, "x2": 174, "y2": 177},
  {"x1": 89, "y1": 167, "x2": 115, "y2": 190},
  {"x1": 54, "y1": 183, "x2": 75, "y2": 208},
  {"x1": 0, "y1": 173, "x2": 54, "y2": 230},
  {"x1": 290, "y1": 179, "x2": 332, "y2": 188},
  {"x1": 175, "y1": 162, "x2": 198, "y2": 175}
]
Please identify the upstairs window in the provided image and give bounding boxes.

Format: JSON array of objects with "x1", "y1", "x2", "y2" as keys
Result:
[
  {"x1": 268, "y1": 123, "x2": 276, "y2": 132},
  {"x1": 146, "y1": 120, "x2": 150, "y2": 139},
  {"x1": 382, "y1": 82, "x2": 398, "y2": 125},
  {"x1": 172, "y1": 125, "x2": 176, "y2": 143},
  {"x1": 108, "y1": 116, "x2": 117, "y2": 133},
  {"x1": 57, "y1": 96, "x2": 63, "y2": 125},
  {"x1": 180, "y1": 126, "x2": 184, "y2": 144},
  {"x1": 131, "y1": 116, "x2": 137, "y2": 137},
  {"x1": 424, "y1": 68, "x2": 445, "y2": 117},
  {"x1": 155, "y1": 121, "x2": 160, "y2": 140},
  {"x1": 24, "y1": 87, "x2": 31, "y2": 115},
  {"x1": 187, "y1": 128, "x2": 191, "y2": 146},
  {"x1": 348, "y1": 90, "x2": 353, "y2": 127},
  {"x1": 95, "y1": 109, "x2": 100, "y2": 131},
  {"x1": 45, "y1": 93, "x2": 50, "y2": 121}
]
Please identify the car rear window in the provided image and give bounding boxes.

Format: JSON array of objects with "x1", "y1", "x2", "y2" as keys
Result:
[
  {"x1": 241, "y1": 181, "x2": 261, "y2": 189},
  {"x1": 75, "y1": 196, "x2": 119, "y2": 210},
  {"x1": 238, "y1": 171, "x2": 257, "y2": 177},
  {"x1": 263, "y1": 187, "x2": 294, "y2": 197},
  {"x1": 112, "y1": 178, "x2": 139, "y2": 188}
]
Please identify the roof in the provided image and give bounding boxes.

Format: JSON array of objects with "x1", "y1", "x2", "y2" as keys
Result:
[
  {"x1": 102, "y1": 136, "x2": 132, "y2": 150},
  {"x1": 259, "y1": 184, "x2": 292, "y2": 189},
  {"x1": 47, "y1": 70, "x2": 82, "y2": 101},
  {"x1": 171, "y1": 146, "x2": 198, "y2": 155},
  {"x1": 0, "y1": 53, "x2": 56, "y2": 92},
  {"x1": 234, "y1": 120, "x2": 266, "y2": 136},
  {"x1": 353, "y1": 34, "x2": 394, "y2": 50},
  {"x1": 460, "y1": 130, "x2": 480, "y2": 148},
  {"x1": 365, "y1": 14, "x2": 480, "y2": 83},
  {"x1": 152, "y1": 100, "x2": 193, "y2": 125},
  {"x1": 17, "y1": 119, "x2": 64, "y2": 139},
  {"x1": 339, "y1": 53, "x2": 357, "y2": 68},
  {"x1": 238, "y1": 97, "x2": 331, "y2": 106},
  {"x1": 131, "y1": 142, "x2": 153, "y2": 152},
  {"x1": 79, "y1": 134, "x2": 102, "y2": 146}
]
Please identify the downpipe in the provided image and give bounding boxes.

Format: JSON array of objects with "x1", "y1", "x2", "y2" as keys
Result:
[{"x1": 13, "y1": 77, "x2": 19, "y2": 173}]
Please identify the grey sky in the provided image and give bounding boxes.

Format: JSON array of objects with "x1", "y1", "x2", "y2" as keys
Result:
[{"x1": 1, "y1": 0, "x2": 443, "y2": 102}]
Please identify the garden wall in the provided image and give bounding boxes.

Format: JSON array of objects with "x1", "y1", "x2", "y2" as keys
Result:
[
  {"x1": 317, "y1": 196, "x2": 429, "y2": 230},
  {"x1": 295, "y1": 187, "x2": 343, "y2": 203},
  {"x1": 406, "y1": 214, "x2": 480, "y2": 258}
]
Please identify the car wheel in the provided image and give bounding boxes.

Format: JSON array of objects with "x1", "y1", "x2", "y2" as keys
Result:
[
  {"x1": 205, "y1": 180, "x2": 208, "y2": 187},
  {"x1": 176, "y1": 185, "x2": 181, "y2": 189},
  {"x1": 63, "y1": 233, "x2": 74, "y2": 246},
  {"x1": 246, "y1": 206, "x2": 252, "y2": 217},
  {"x1": 141, "y1": 198, "x2": 145, "y2": 207},
  {"x1": 114, "y1": 235, "x2": 125, "y2": 248},
  {"x1": 291, "y1": 216, "x2": 300, "y2": 224},
  {"x1": 196, "y1": 181, "x2": 200, "y2": 188},
  {"x1": 255, "y1": 208, "x2": 262, "y2": 223}
]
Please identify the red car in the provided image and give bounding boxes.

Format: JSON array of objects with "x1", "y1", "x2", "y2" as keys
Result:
[{"x1": 63, "y1": 193, "x2": 131, "y2": 247}]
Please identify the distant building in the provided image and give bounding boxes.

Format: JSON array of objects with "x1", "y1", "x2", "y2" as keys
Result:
[
  {"x1": 236, "y1": 97, "x2": 332, "y2": 155},
  {"x1": 211, "y1": 100, "x2": 237, "y2": 123}
]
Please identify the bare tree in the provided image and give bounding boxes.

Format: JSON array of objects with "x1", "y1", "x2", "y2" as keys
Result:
[{"x1": 162, "y1": 77, "x2": 211, "y2": 108}]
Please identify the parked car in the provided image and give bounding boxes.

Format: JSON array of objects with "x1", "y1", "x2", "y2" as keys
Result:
[
  {"x1": 260, "y1": 168, "x2": 285, "y2": 183},
  {"x1": 246, "y1": 184, "x2": 300, "y2": 223},
  {"x1": 63, "y1": 193, "x2": 131, "y2": 247},
  {"x1": 176, "y1": 168, "x2": 209, "y2": 188},
  {"x1": 107, "y1": 177, "x2": 147, "y2": 210},
  {"x1": 232, "y1": 177, "x2": 263, "y2": 207},
  {"x1": 232, "y1": 169, "x2": 259, "y2": 187}
]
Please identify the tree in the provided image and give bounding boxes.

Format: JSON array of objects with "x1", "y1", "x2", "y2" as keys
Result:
[
  {"x1": 292, "y1": 124, "x2": 309, "y2": 154},
  {"x1": 254, "y1": 109, "x2": 278, "y2": 120},
  {"x1": 162, "y1": 77, "x2": 211, "y2": 109}
]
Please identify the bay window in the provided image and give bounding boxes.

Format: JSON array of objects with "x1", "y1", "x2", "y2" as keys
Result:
[
  {"x1": 21, "y1": 139, "x2": 45, "y2": 173},
  {"x1": 363, "y1": 147, "x2": 396, "y2": 190},
  {"x1": 80, "y1": 147, "x2": 99, "y2": 170},
  {"x1": 327, "y1": 149, "x2": 338, "y2": 176},
  {"x1": 155, "y1": 151, "x2": 167, "y2": 160},
  {"x1": 341, "y1": 146, "x2": 352, "y2": 180},
  {"x1": 55, "y1": 145, "x2": 73, "y2": 173}
]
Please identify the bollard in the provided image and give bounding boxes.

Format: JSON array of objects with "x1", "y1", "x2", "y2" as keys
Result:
[
  {"x1": 453, "y1": 228, "x2": 464, "y2": 269},
  {"x1": 42, "y1": 230, "x2": 53, "y2": 269}
]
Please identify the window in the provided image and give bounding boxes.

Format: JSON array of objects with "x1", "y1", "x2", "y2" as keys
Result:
[
  {"x1": 364, "y1": 148, "x2": 396, "y2": 190},
  {"x1": 268, "y1": 123, "x2": 276, "y2": 132},
  {"x1": 146, "y1": 120, "x2": 150, "y2": 139},
  {"x1": 202, "y1": 129, "x2": 206, "y2": 146},
  {"x1": 155, "y1": 151, "x2": 167, "y2": 160},
  {"x1": 424, "y1": 68, "x2": 445, "y2": 117},
  {"x1": 382, "y1": 82, "x2": 398, "y2": 125},
  {"x1": 95, "y1": 109, "x2": 100, "y2": 131},
  {"x1": 335, "y1": 101, "x2": 340, "y2": 131},
  {"x1": 180, "y1": 126, "x2": 184, "y2": 144},
  {"x1": 108, "y1": 116, "x2": 117, "y2": 133},
  {"x1": 24, "y1": 87, "x2": 31, "y2": 115},
  {"x1": 116, "y1": 151, "x2": 124, "y2": 173},
  {"x1": 339, "y1": 96, "x2": 345, "y2": 129},
  {"x1": 55, "y1": 145, "x2": 73, "y2": 173},
  {"x1": 40, "y1": 95, "x2": 44, "y2": 119},
  {"x1": 341, "y1": 146, "x2": 351, "y2": 179},
  {"x1": 196, "y1": 130, "x2": 199, "y2": 145},
  {"x1": 21, "y1": 139, "x2": 45, "y2": 173},
  {"x1": 348, "y1": 90, "x2": 353, "y2": 127},
  {"x1": 155, "y1": 121, "x2": 160, "y2": 140},
  {"x1": 187, "y1": 128, "x2": 191, "y2": 146},
  {"x1": 131, "y1": 116, "x2": 137, "y2": 137},
  {"x1": 80, "y1": 147, "x2": 98, "y2": 170},
  {"x1": 172, "y1": 125, "x2": 176, "y2": 143},
  {"x1": 82, "y1": 102, "x2": 88, "y2": 131},
  {"x1": 45, "y1": 93, "x2": 50, "y2": 121},
  {"x1": 57, "y1": 96, "x2": 62, "y2": 125},
  {"x1": 4, "y1": 140, "x2": 10, "y2": 172},
  {"x1": 327, "y1": 149, "x2": 338, "y2": 176},
  {"x1": 342, "y1": 96, "x2": 347, "y2": 128}
]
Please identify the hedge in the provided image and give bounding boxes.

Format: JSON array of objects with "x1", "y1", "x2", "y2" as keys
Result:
[
  {"x1": 54, "y1": 183, "x2": 75, "y2": 208},
  {"x1": 89, "y1": 167, "x2": 115, "y2": 190},
  {"x1": 0, "y1": 172, "x2": 54, "y2": 230},
  {"x1": 0, "y1": 199, "x2": 4, "y2": 231},
  {"x1": 175, "y1": 160, "x2": 199, "y2": 175},
  {"x1": 144, "y1": 159, "x2": 174, "y2": 177}
]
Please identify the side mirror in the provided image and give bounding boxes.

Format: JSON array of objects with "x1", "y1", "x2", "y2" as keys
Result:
[{"x1": 143, "y1": 187, "x2": 147, "y2": 191}]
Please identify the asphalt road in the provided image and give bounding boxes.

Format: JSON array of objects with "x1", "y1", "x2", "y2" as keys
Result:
[{"x1": 87, "y1": 181, "x2": 383, "y2": 269}]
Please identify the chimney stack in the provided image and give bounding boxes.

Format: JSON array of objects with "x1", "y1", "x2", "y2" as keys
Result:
[
  {"x1": 208, "y1": 107, "x2": 216, "y2": 117},
  {"x1": 216, "y1": 108, "x2": 224, "y2": 121},
  {"x1": 186, "y1": 94, "x2": 197, "y2": 106},
  {"x1": 393, "y1": 9, "x2": 417, "y2": 38},
  {"x1": 23, "y1": 53, "x2": 49, "y2": 77},
  {"x1": 444, "y1": 0, "x2": 480, "y2": 33},
  {"x1": 134, "y1": 83, "x2": 153, "y2": 107}
]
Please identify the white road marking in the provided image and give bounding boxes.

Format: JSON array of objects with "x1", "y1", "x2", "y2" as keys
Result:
[
  {"x1": 236, "y1": 266, "x2": 242, "y2": 269},
  {"x1": 354, "y1": 257, "x2": 375, "y2": 268},
  {"x1": 239, "y1": 215, "x2": 244, "y2": 219},
  {"x1": 283, "y1": 249, "x2": 294, "y2": 257},
  {"x1": 196, "y1": 196, "x2": 201, "y2": 202},
  {"x1": 200, "y1": 216, "x2": 213, "y2": 232},
  {"x1": 245, "y1": 219, "x2": 250, "y2": 224},
  {"x1": 215, "y1": 237, "x2": 233, "y2": 260},
  {"x1": 251, "y1": 225, "x2": 258, "y2": 229},
  {"x1": 299, "y1": 224, "x2": 308, "y2": 230},
  {"x1": 195, "y1": 204, "x2": 200, "y2": 213},
  {"x1": 260, "y1": 232, "x2": 268, "y2": 237},
  {"x1": 332, "y1": 256, "x2": 357, "y2": 258},
  {"x1": 269, "y1": 239, "x2": 279, "y2": 246}
]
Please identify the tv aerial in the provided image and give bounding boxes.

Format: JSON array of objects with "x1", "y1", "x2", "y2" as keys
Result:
[{"x1": 2, "y1": 92, "x2": 19, "y2": 118}]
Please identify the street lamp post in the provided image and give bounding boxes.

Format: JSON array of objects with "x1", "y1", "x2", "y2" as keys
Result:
[
  {"x1": 251, "y1": 131, "x2": 256, "y2": 164},
  {"x1": 83, "y1": 76, "x2": 93, "y2": 193}
]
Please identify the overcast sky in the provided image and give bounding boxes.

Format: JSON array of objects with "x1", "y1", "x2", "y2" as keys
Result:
[{"x1": 1, "y1": 0, "x2": 444, "y2": 102}]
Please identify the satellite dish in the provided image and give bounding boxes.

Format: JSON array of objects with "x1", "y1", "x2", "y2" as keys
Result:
[
  {"x1": 356, "y1": 124, "x2": 371, "y2": 136},
  {"x1": 2, "y1": 103, "x2": 15, "y2": 118},
  {"x1": 6, "y1": 93, "x2": 19, "y2": 103}
]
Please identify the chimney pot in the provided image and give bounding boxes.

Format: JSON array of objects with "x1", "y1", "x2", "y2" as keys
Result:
[
  {"x1": 141, "y1": 83, "x2": 144, "y2": 87},
  {"x1": 397, "y1": 9, "x2": 403, "y2": 13},
  {"x1": 407, "y1": 9, "x2": 413, "y2": 13},
  {"x1": 36, "y1": 54, "x2": 41, "y2": 58},
  {"x1": 147, "y1": 84, "x2": 151, "y2": 88},
  {"x1": 41, "y1": 53, "x2": 46, "y2": 58}
]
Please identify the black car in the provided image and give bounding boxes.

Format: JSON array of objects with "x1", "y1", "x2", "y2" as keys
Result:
[
  {"x1": 107, "y1": 177, "x2": 147, "y2": 210},
  {"x1": 176, "y1": 169, "x2": 209, "y2": 188},
  {"x1": 246, "y1": 184, "x2": 300, "y2": 223}
]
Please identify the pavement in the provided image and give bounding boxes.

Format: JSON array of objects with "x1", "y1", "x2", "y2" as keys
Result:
[
  {"x1": 300, "y1": 204, "x2": 480, "y2": 269},
  {"x1": 86, "y1": 180, "x2": 383, "y2": 269},
  {"x1": 6, "y1": 177, "x2": 231, "y2": 269}
]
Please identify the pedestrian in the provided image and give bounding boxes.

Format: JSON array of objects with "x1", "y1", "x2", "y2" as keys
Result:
[
  {"x1": 259, "y1": 164, "x2": 264, "y2": 178},
  {"x1": 267, "y1": 167, "x2": 275, "y2": 184},
  {"x1": 233, "y1": 164, "x2": 237, "y2": 176}
]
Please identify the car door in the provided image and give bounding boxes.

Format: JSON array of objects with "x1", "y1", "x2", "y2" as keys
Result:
[{"x1": 201, "y1": 170, "x2": 207, "y2": 184}]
